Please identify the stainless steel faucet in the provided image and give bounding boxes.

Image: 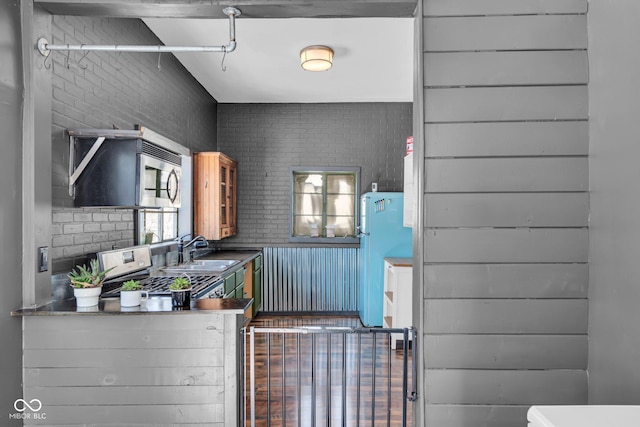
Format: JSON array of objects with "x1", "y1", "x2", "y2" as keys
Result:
[{"x1": 176, "y1": 235, "x2": 209, "y2": 264}]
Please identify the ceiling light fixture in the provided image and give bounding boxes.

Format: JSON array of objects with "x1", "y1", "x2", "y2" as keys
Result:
[{"x1": 300, "y1": 45, "x2": 334, "y2": 72}]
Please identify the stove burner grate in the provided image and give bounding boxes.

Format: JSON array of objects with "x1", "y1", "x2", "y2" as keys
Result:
[{"x1": 101, "y1": 274, "x2": 221, "y2": 299}]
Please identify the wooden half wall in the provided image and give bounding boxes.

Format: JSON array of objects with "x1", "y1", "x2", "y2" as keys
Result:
[{"x1": 420, "y1": 1, "x2": 589, "y2": 426}]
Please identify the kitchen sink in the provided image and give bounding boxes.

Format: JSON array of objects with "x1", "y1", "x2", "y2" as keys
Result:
[{"x1": 163, "y1": 259, "x2": 240, "y2": 274}]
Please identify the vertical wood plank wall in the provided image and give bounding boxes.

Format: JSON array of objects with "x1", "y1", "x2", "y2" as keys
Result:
[{"x1": 420, "y1": 1, "x2": 589, "y2": 426}]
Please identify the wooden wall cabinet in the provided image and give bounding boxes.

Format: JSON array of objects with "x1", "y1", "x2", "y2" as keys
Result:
[
  {"x1": 383, "y1": 257, "x2": 413, "y2": 349},
  {"x1": 194, "y1": 152, "x2": 237, "y2": 240}
]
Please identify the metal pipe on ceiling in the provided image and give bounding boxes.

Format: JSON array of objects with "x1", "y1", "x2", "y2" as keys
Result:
[{"x1": 36, "y1": 6, "x2": 241, "y2": 57}]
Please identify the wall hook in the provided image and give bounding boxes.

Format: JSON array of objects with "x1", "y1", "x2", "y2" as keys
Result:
[
  {"x1": 76, "y1": 48, "x2": 89, "y2": 70},
  {"x1": 43, "y1": 52, "x2": 52, "y2": 70}
]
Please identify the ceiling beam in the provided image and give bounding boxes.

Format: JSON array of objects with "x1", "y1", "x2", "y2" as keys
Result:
[{"x1": 35, "y1": 0, "x2": 418, "y2": 18}]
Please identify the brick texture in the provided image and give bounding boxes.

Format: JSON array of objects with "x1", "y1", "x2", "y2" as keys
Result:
[
  {"x1": 48, "y1": 17, "x2": 412, "y2": 268},
  {"x1": 50, "y1": 16, "x2": 218, "y2": 272},
  {"x1": 216, "y1": 103, "x2": 413, "y2": 247}
]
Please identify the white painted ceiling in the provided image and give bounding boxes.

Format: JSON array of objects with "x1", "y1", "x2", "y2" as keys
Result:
[{"x1": 143, "y1": 17, "x2": 414, "y2": 103}]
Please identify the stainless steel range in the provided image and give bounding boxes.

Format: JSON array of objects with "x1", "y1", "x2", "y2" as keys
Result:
[{"x1": 98, "y1": 246, "x2": 224, "y2": 299}]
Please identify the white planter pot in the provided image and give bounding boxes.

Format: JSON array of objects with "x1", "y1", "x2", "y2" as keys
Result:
[
  {"x1": 73, "y1": 287, "x2": 102, "y2": 307},
  {"x1": 120, "y1": 290, "x2": 149, "y2": 307}
]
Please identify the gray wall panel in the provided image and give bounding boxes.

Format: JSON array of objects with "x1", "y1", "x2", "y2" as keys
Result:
[
  {"x1": 424, "y1": 15, "x2": 587, "y2": 51},
  {"x1": 426, "y1": 158, "x2": 588, "y2": 192},
  {"x1": 425, "y1": 228, "x2": 588, "y2": 263},
  {"x1": 426, "y1": 121, "x2": 589, "y2": 158},
  {"x1": 424, "y1": 405, "x2": 529, "y2": 427},
  {"x1": 425, "y1": 51, "x2": 588, "y2": 87},
  {"x1": 587, "y1": 0, "x2": 640, "y2": 403},
  {"x1": 425, "y1": 370, "x2": 588, "y2": 405},
  {"x1": 425, "y1": 299, "x2": 588, "y2": 334},
  {"x1": 420, "y1": 3, "x2": 590, "y2": 423},
  {"x1": 25, "y1": 367, "x2": 224, "y2": 387},
  {"x1": 425, "y1": 335, "x2": 588, "y2": 369},
  {"x1": 22, "y1": 313, "x2": 241, "y2": 425},
  {"x1": 424, "y1": 263, "x2": 588, "y2": 299},
  {"x1": 425, "y1": 86, "x2": 588, "y2": 123},
  {"x1": 0, "y1": 1, "x2": 25, "y2": 424},
  {"x1": 426, "y1": 193, "x2": 589, "y2": 227},
  {"x1": 423, "y1": 0, "x2": 588, "y2": 16}
]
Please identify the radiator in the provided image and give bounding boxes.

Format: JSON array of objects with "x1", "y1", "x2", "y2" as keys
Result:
[{"x1": 262, "y1": 247, "x2": 359, "y2": 312}]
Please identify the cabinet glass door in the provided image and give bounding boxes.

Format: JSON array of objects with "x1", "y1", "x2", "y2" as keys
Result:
[{"x1": 220, "y1": 166, "x2": 227, "y2": 225}]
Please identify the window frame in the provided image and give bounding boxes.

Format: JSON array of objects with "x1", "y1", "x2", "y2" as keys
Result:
[
  {"x1": 135, "y1": 207, "x2": 179, "y2": 245},
  {"x1": 289, "y1": 166, "x2": 360, "y2": 244}
]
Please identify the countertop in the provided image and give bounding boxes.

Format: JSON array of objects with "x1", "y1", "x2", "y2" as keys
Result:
[
  {"x1": 384, "y1": 257, "x2": 413, "y2": 267},
  {"x1": 12, "y1": 295, "x2": 253, "y2": 316},
  {"x1": 13, "y1": 249, "x2": 262, "y2": 316}
]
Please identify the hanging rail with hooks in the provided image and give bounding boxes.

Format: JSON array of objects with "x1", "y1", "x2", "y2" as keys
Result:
[{"x1": 36, "y1": 6, "x2": 241, "y2": 57}]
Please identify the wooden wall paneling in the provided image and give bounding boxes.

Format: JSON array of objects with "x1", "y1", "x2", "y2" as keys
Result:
[
  {"x1": 424, "y1": 369, "x2": 588, "y2": 405},
  {"x1": 425, "y1": 158, "x2": 588, "y2": 192},
  {"x1": 424, "y1": 228, "x2": 588, "y2": 263},
  {"x1": 425, "y1": 335, "x2": 588, "y2": 369},
  {"x1": 425, "y1": 193, "x2": 589, "y2": 227},
  {"x1": 23, "y1": 348, "x2": 224, "y2": 368},
  {"x1": 24, "y1": 366, "x2": 224, "y2": 387},
  {"x1": 424, "y1": 51, "x2": 588, "y2": 87},
  {"x1": 424, "y1": 405, "x2": 529, "y2": 427},
  {"x1": 424, "y1": 263, "x2": 588, "y2": 298},
  {"x1": 424, "y1": 86, "x2": 588, "y2": 123},
  {"x1": 24, "y1": 385, "x2": 223, "y2": 405},
  {"x1": 24, "y1": 328, "x2": 223, "y2": 349},
  {"x1": 423, "y1": 0, "x2": 588, "y2": 16},
  {"x1": 420, "y1": 2, "x2": 590, "y2": 426},
  {"x1": 22, "y1": 313, "x2": 238, "y2": 426},
  {"x1": 423, "y1": 15, "x2": 587, "y2": 51},
  {"x1": 25, "y1": 404, "x2": 223, "y2": 425},
  {"x1": 424, "y1": 299, "x2": 588, "y2": 334},
  {"x1": 425, "y1": 121, "x2": 589, "y2": 158},
  {"x1": 223, "y1": 313, "x2": 242, "y2": 427},
  {"x1": 22, "y1": 312, "x2": 224, "y2": 331}
]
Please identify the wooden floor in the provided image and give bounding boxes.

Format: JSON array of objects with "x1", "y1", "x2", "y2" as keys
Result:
[{"x1": 242, "y1": 314, "x2": 413, "y2": 427}]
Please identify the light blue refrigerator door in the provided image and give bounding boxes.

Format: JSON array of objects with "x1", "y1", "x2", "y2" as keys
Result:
[{"x1": 359, "y1": 192, "x2": 412, "y2": 326}]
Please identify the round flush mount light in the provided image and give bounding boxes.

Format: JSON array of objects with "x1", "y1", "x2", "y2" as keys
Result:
[{"x1": 300, "y1": 45, "x2": 334, "y2": 72}]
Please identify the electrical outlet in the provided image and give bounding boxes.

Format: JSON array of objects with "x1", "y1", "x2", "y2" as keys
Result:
[{"x1": 38, "y1": 246, "x2": 48, "y2": 272}]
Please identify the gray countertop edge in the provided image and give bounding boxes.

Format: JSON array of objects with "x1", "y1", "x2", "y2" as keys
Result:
[{"x1": 12, "y1": 296, "x2": 253, "y2": 316}]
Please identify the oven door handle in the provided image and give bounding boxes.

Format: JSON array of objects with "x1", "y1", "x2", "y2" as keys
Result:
[{"x1": 166, "y1": 168, "x2": 179, "y2": 203}]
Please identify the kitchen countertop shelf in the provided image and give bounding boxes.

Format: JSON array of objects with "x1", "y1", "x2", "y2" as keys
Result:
[
  {"x1": 12, "y1": 296, "x2": 253, "y2": 316},
  {"x1": 13, "y1": 249, "x2": 261, "y2": 316}
]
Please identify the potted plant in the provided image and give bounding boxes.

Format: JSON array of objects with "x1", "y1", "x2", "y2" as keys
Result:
[
  {"x1": 68, "y1": 259, "x2": 113, "y2": 307},
  {"x1": 169, "y1": 276, "x2": 191, "y2": 307},
  {"x1": 120, "y1": 279, "x2": 149, "y2": 308}
]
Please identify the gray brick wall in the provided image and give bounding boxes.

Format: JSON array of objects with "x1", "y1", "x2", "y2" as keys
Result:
[
  {"x1": 50, "y1": 16, "x2": 218, "y2": 272},
  {"x1": 216, "y1": 103, "x2": 413, "y2": 247}
]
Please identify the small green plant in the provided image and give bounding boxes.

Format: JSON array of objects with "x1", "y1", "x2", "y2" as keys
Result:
[
  {"x1": 121, "y1": 279, "x2": 143, "y2": 291},
  {"x1": 68, "y1": 259, "x2": 114, "y2": 289},
  {"x1": 169, "y1": 276, "x2": 191, "y2": 291}
]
